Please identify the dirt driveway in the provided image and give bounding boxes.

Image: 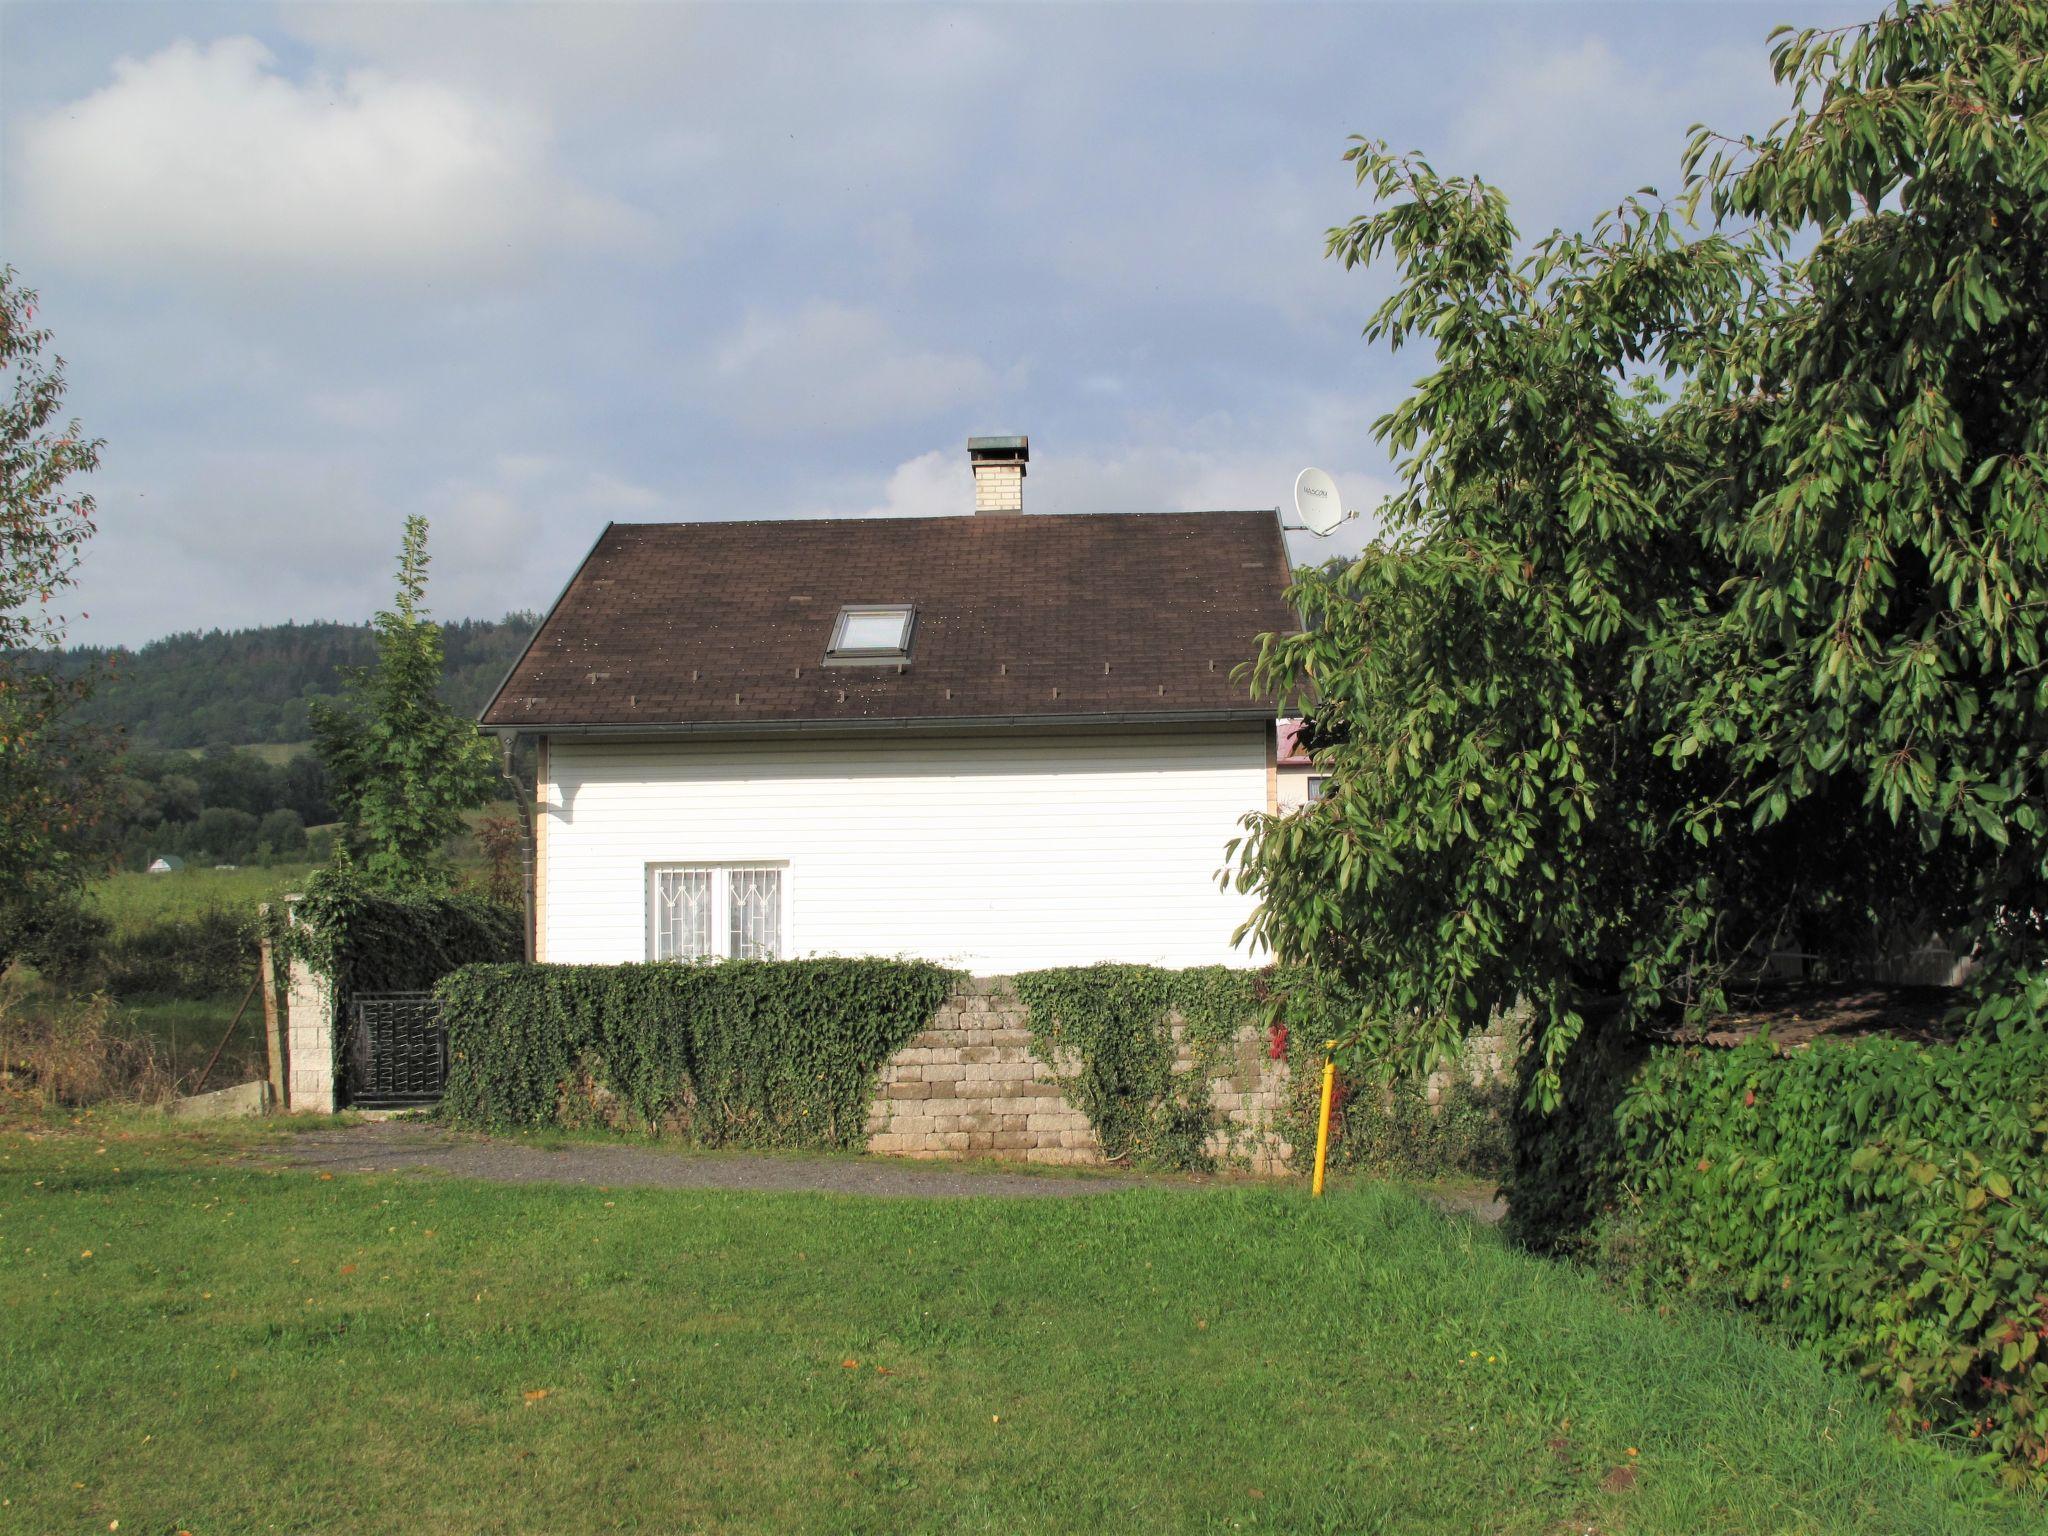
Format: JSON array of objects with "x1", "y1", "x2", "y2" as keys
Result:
[
  {"x1": 268, "y1": 1119, "x2": 1152, "y2": 1199},
  {"x1": 259, "y1": 1120, "x2": 1507, "y2": 1219}
]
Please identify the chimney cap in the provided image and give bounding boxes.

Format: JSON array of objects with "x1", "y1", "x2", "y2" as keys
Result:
[{"x1": 967, "y1": 435, "x2": 1029, "y2": 462}]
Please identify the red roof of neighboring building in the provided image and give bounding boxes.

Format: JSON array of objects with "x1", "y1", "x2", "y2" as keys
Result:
[{"x1": 1277, "y1": 718, "x2": 1311, "y2": 765}]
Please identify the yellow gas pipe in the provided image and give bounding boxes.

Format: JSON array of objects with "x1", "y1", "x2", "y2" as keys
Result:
[{"x1": 1311, "y1": 1040, "x2": 1337, "y2": 1198}]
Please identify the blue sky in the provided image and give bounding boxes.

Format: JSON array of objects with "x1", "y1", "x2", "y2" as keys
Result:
[{"x1": 1, "y1": 1, "x2": 1858, "y2": 645}]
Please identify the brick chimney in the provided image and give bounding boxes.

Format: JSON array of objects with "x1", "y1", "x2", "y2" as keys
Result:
[{"x1": 968, "y1": 435, "x2": 1028, "y2": 515}]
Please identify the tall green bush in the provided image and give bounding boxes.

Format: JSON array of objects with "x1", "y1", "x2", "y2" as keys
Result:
[
  {"x1": 1233, "y1": 1, "x2": 2048, "y2": 1105},
  {"x1": 1514, "y1": 1030, "x2": 2048, "y2": 1485},
  {"x1": 437, "y1": 959, "x2": 956, "y2": 1149}
]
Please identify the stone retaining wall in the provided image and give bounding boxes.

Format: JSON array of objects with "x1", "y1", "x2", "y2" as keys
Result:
[
  {"x1": 863, "y1": 976, "x2": 1292, "y2": 1171},
  {"x1": 1423, "y1": 1009, "x2": 1521, "y2": 1106}
]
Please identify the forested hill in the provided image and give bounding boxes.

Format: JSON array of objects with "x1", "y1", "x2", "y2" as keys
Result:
[{"x1": 54, "y1": 614, "x2": 538, "y2": 750}]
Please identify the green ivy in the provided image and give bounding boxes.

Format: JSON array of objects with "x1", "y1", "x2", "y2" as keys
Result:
[
  {"x1": 1513, "y1": 1027, "x2": 2048, "y2": 1487},
  {"x1": 1281, "y1": 1053, "x2": 1515, "y2": 1184},
  {"x1": 437, "y1": 959, "x2": 956, "y2": 1150},
  {"x1": 1262, "y1": 965, "x2": 1518, "y2": 1181},
  {"x1": 260, "y1": 861, "x2": 522, "y2": 1075},
  {"x1": 1012, "y1": 965, "x2": 1261, "y2": 1171}
]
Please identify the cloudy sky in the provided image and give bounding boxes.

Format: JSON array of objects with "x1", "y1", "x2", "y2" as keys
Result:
[{"x1": 1, "y1": 1, "x2": 1857, "y2": 646}]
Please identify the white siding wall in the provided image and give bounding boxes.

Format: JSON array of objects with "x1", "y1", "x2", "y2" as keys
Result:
[
  {"x1": 1276, "y1": 764, "x2": 1315, "y2": 810},
  {"x1": 541, "y1": 726, "x2": 1267, "y2": 973}
]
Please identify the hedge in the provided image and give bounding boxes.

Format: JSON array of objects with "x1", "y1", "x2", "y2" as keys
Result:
[
  {"x1": 436, "y1": 959, "x2": 956, "y2": 1148},
  {"x1": 1511, "y1": 1026, "x2": 2048, "y2": 1486}
]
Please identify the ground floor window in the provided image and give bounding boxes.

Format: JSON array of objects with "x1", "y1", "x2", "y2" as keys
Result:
[{"x1": 650, "y1": 864, "x2": 786, "y2": 960}]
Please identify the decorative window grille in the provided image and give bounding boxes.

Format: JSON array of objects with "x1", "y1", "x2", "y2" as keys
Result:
[
  {"x1": 728, "y1": 867, "x2": 782, "y2": 960},
  {"x1": 653, "y1": 868, "x2": 715, "y2": 960},
  {"x1": 650, "y1": 864, "x2": 785, "y2": 961}
]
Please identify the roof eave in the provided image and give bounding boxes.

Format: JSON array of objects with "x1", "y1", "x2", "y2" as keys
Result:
[{"x1": 481, "y1": 706, "x2": 1275, "y2": 739}]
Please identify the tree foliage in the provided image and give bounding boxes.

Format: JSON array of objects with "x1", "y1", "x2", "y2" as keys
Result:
[
  {"x1": 0, "y1": 268, "x2": 108, "y2": 964},
  {"x1": 311, "y1": 517, "x2": 496, "y2": 890},
  {"x1": 52, "y1": 613, "x2": 536, "y2": 750},
  {"x1": 0, "y1": 268, "x2": 98, "y2": 654},
  {"x1": 1234, "y1": 0, "x2": 2048, "y2": 1102}
]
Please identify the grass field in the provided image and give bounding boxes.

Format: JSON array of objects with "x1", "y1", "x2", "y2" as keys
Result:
[
  {"x1": 176, "y1": 740, "x2": 312, "y2": 765},
  {"x1": 121, "y1": 993, "x2": 269, "y2": 1091},
  {"x1": 13, "y1": 867, "x2": 289, "y2": 1099},
  {"x1": 85, "y1": 864, "x2": 318, "y2": 936},
  {"x1": 68, "y1": 867, "x2": 310, "y2": 1094},
  {"x1": 0, "y1": 1117, "x2": 2034, "y2": 1535}
]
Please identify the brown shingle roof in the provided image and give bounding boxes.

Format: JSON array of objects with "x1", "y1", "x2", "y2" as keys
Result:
[{"x1": 482, "y1": 511, "x2": 1295, "y2": 732}]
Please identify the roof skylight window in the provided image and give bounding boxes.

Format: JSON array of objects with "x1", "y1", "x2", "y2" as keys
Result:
[{"x1": 825, "y1": 604, "x2": 916, "y2": 665}]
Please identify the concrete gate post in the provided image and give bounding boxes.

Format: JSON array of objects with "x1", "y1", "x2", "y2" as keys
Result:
[{"x1": 281, "y1": 897, "x2": 338, "y2": 1114}]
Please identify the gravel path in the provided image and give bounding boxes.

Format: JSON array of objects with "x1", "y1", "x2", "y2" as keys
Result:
[
  {"x1": 261, "y1": 1122, "x2": 1507, "y2": 1220},
  {"x1": 267, "y1": 1120, "x2": 1151, "y2": 1199}
]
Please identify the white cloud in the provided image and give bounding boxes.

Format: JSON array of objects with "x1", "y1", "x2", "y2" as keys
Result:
[
  {"x1": 707, "y1": 303, "x2": 996, "y2": 434},
  {"x1": 66, "y1": 448, "x2": 667, "y2": 643},
  {"x1": 857, "y1": 450, "x2": 969, "y2": 520},
  {"x1": 1447, "y1": 36, "x2": 1785, "y2": 223},
  {"x1": 11, "y1": 36, "x2": 645, "y2": 280},
  {"x1": 811, "y1": 392, "x2": 1393, "y2": 559},
  {"x1": 424, "y1": 458, "x2": 670, "y2": 579},
  {"x1": 306, "y1": 386, "x2": 407, "y2": 434}
]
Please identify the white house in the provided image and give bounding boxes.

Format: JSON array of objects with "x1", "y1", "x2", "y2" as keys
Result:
[
  {"x1": 481, "y1": 437, "x2": 1299, "y2": 975},
  {"x1": 1275, "y1": 719, "x2": 1325, "y2": 810}
]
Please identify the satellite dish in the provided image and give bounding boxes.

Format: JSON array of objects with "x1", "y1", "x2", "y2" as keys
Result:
[{"x1": 1292, "y1": 467, "x2": 1347, "y2": 537}]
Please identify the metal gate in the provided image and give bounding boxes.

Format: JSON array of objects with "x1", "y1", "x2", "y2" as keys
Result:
[{"x1": 341, "y1": 992, "x2": 447, "y2": 1107}]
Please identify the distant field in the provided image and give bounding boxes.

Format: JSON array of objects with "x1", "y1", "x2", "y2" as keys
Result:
[
  {"x1": 75, "y1": 867, "x2": 299, "y2": 1092},
  {"x1": 174, "y1": 740, "x2": 311, "y2": 764},
  {"x1": 86, "y1": 864, "x2": 317, "y2": 935}
]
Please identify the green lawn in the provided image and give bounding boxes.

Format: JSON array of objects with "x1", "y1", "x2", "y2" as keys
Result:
[{"x1": 0, "y1": 1119, "x2": 2033, "y2": 1536}]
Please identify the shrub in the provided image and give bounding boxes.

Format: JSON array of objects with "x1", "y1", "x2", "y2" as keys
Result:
[
  {"x1": 0, "y1": 967, "x2": 173, "y2": 1107},
  {"x1": 437, "y1": 959, "x2": 956, "y2": 1149},
  {"x1": 1513, "y1": 1029, "x2": 2048, "y2": 1486},
  {"x1": 1011, "y1": 963, "x2": 1520, "y2": 1176},
  {"x1": 1501, "y1": 1010, "x2": 1646, "y2": 1250},
  {"x1": 99, "y1": 906, "x2": 256, "y2": 1000},
  {"x1": 1264, "y1": 966, "x2": 1519, "y2": 1181},
  {"x1": 0, "y1": 896, "x2": 110, "y2": 988},
  {"x1": 1309, "y1": 1073, "x2": 1514, "y2": 1181}
]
